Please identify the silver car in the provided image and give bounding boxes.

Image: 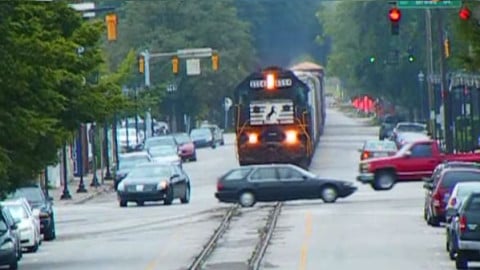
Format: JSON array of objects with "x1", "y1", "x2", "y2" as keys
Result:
[{"x1": 2, "y1": 199, "x2": 41, "y2": 252}]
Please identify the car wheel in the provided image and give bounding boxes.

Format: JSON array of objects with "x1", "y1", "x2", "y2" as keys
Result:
[
  {"x1": 211, "y1": 142, "x2": 216, "y2": 149},
  {"x1": 427, "y1": 211, "x2": 440, "y2": 227},
  {"x1": 191, "y1": 153, "x2": 197, "y2": 162},
  {"x1": 44, "y1": 218, "x2": 56, "y2": 241},
  {"x1": 373, "y1": 171, "x2": 395, "y2": 191},
  {"x1": 164, "y1": 188, "x2": 174, "y2": 205},
  {"x1": 239, "y1": 191, "x2": 256, "y2": 207},
  {"x1": 455, "y1": 252, "x2": 468, "y2": 269},
  {"x1": 321, "y1": 185, "x2": 338, "y2": 203},
  {"x1": 220, "y1": 139, "x2": 225, "y2": 146},
  {"x1": 181, "y1": 185, "x2": 190, "y2": 204},
  {"x1": 9, "y1": 258, "x2": 18, "y2": 270},
  {"x1": 119, "y1": 200, "x2": 127, "y2": 207},
  {"x1": 449, "y1": 239, "x2": 456, "y2": 260}
]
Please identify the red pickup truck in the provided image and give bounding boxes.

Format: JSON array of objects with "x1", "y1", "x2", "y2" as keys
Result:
[{"x1": 357, "y1": 139, "x2": 480, "y2": 191}]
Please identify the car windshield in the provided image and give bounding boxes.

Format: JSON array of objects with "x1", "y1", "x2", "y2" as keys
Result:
[
  {"x1": 174, "y1": 134, "x2": 191, "y2": 144},
  {"x1": 396, "y1": 124, "x2": 426, "y2": 133},
  {"x1": 441, "y1": 171, "x2": 480, "y2": 188},
  {"x1": 365, "y1": 141, "x2": 397, "y2": 151},
  {"x1": 145, "y1": 137, "x2": 176, "y2": 148},
  {"x1": 149, "y1": 147, "x2": 177, "y2": 157},
  {"x1": 128, "y1": 165, "x2": 171, "y2": 178},
  {"x1": 191, "y1": 128, "x2": 211, "y2": 137},
  {"x1": 11, "y1": 188, "x2": 44, "y2": 203},
  {"x1": 119, "y1": 156, "x2": 149, "y2": 170},
  {"x1": 6, "y1": 204, "x2": 27, "y2": 220}
]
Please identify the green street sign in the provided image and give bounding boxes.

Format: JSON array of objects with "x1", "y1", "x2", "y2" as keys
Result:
[{"x1": 398, "y1": 0, "x2": 461, "y2": 9}]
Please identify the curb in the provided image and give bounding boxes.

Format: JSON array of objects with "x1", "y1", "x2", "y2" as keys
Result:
[{"x1": 73, "y1": 185, "x2": 114, "y2": 205}]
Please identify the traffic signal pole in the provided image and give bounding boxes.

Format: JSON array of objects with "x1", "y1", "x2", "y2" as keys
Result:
[{"x1": 425, "y1": 8, "x2": 436, "y2": 139}]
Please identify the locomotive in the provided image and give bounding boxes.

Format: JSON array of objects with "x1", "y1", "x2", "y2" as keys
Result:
[{"x1": 233, "y1": 63, "x2": 325, "y2": 168}]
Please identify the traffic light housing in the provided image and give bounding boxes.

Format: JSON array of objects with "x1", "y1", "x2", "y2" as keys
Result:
[
  {"x1": 172, "y1": 56, "x2": 179, "y2": 74},
  {"x1": 212, "y1": 52, "x2": 219, "y2": 71},
  {"x1": 138, "y1": 55, "x2": 145, "y2": 74},
  {"x1": 444, "y1": 38, "x2": 450, "y2": 58},
  {"x1": 459, "y1": 6, "x2": 471, "y2": 21},
  {"x1": 388, "y1": 7, "x2": 401, "y2": 35},
  {"x1": 105, "y1": 13, "x2": 118, "y2": 41},
  {"x1": 369, "y1": 56, "x2": 376, "y2": 63}
]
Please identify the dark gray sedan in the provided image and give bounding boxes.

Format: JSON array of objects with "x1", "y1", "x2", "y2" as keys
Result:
[
  {"x1": 116, "y1": 163, "x2": 191, "y2": 207},
  {"x1": 215, "y1": 164, "x2": 357, "y2": 207}
]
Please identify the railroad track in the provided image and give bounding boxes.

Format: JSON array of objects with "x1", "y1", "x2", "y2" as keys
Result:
[{"x1": 188, "y1": 202, "x2": 283, "y2": 270}]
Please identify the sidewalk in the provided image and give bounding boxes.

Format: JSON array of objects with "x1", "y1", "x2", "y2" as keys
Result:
[{"x1": 48, "y1": 170, "x2": 114, "y2": 206}]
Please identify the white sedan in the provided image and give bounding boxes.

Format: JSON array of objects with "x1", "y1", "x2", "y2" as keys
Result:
[{"x1": 2, "y1": 199, "x2": 41, "y2": 252}]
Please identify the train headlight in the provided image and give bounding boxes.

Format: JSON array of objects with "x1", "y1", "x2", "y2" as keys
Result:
[
  {"x1": 248, "y1": 133, "x2": 258, "y2": 144},
  {"x1": 285, "y1": 130, "x2": 298, "y2": 144},
  {"x1": 266, "y1": 73, "x2": 275, "y2": 90}
]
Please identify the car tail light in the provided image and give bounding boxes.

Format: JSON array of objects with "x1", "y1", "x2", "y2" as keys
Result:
[
  {"x1": 217, "y1": 181, "x2": 224, "y2": 191},
  {"x1": 460, "y1": 215, "x2": 467, "y2": 233},
  {"x1": 362, "y1": 151, "x2": 370, "y2": 160},
  {"x1": 432, "y1": 192, "x2": 441, "y2": 207}
]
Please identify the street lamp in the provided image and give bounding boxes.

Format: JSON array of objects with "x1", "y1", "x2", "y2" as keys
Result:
[
  {"x1": 89, "y1": 123, "x2": 100, "y2": 187},
  {"x1": 103, "y1": 121, "x2": 112, "y2": 179},
  {"x1": 76, "y1": 124, "x2": 87, "y2": 193},
  {"x1": 60, "y1": 143, "x2": 72, "y2": 200},
  {"x1": 418, "y1": 70, "x2": 425, "y2": 121}
]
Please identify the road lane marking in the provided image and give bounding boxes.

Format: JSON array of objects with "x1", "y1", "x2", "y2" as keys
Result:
[
  {"x1": 144, "y1": 222, "x2": 183, "y2": 270},
  {"x1": 299, "y1": 211, "x2": 312, "y2": 270}
]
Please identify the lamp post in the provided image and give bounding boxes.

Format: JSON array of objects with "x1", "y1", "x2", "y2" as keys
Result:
[
  {"x1": 89, "y1": 123, "x2": 100, "y2": 187},
  {"x1": 418, "y1": 70, "x2": 425, "y2": 121},
  {"x1": 60, "y1": 143, "x2": 72, "y2": 200},
  {"x1": 113, "y1": 113, "x2": 120, "y2": 169},
  {"x1": 44, "y1": 167, "x2": 49, "y2": 198},
  {"x1": 77, "y1": 125, "x2": 87, "y2": 193}
]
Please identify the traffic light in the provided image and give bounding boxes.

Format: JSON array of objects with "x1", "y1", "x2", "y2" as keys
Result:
[
  {"x1": 459, "y1": 6, "x2": 471, "y2": 21},
  {"x1": 212, "y1": 52, "x2": 219, "y2": 71},
  {"x1": 369, "y1": 56, "x2": 376, "y2": 63},
  {"x1": 407, "y1": 46, "x2": 415, "y2": 63},
  {"x1": 388, "y1": 7, "x2": 401, "y2": 35},
  {"x1": 138, "y1": 55, "x2": 145, "y2": 74},
  {"x1": 444, "y1": 38, "x2": 450, "y2": 58},
  {"x1": 105, "y1": 13, "x2": 118, "y2": 41},
  {"x1": 172, "y1": 56, "x2": 179, "y2": 74}
]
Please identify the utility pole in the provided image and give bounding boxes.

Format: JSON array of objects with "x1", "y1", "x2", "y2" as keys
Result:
[
  {"x1": 425, "y1": 9, "x2": 436, "y2": 139},
  {"x1": 438, "y1": 10, "x2": 453, "y2": 153}
]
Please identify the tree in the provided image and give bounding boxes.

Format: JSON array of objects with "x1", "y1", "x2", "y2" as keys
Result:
[{"x1": 0, "y1": 2, "x2": 128, "y2": 197}]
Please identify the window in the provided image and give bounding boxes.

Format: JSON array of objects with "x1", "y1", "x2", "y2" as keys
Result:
[
  {"x1": 250, "y1": 168, "x2": 277, "y2": 181},
  {"x1": 224, "y1": 168, "x2": 251, "y2": 181},
  {"x1": 277, "y1": 167, "x2": 303, "y2": 180},
  {"x1": 410, "y1": 143, "x2": 432, "y2": 157},
  {"x1": 441, "y1": 171, "x2": 480, "y2": 188}
]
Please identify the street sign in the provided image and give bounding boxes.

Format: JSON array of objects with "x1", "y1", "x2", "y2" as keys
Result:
[
  {"x1": 398, "y1": 1, "x2": 461, "y2": 9},
  {"x1": 186, "y1": 59, "x2": 201, "y2": 76},
  {"x1": 178, "y1": 48, "x2": 212, "y2": 59},
  {"x1": 69, "y1": 2, "x2": 96, "y2": 18},
  {"x1": 224, "y1": 97, "x2": 232, "y2": 110}
]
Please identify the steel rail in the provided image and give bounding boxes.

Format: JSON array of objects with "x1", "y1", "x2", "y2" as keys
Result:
[{"x1": 248, "y1": 202, "x2": 283, "y2": 270}]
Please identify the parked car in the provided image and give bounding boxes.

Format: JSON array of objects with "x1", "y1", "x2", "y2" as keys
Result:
[
  {"x1": 378, "y1": 114, "x2": 400, "y2": 140},
  {"x1": 445, "y1": 192, "x2": 480, "y2": 269},
  {"x1": 0, "y1": 205, "x2": 22, "y2": 270},
  {"x1": 190, "y1": 127, "x2": 216, "y2": 148},
  {"x1": 2, "y1": 199, "x2": 41, "y2": 252},
  {"x1": 445, "y1": 182, "x2": 480, "y2": 260},
  {"x1": 357, "y1": 140, "x2": 480, "y2": 191},
  {"x1": 390, "y1": 122, "x2": 427, "y2": 141},
  {"x1": 148, "y1": 145, "x2": 182, "y2": 166},
  {"x1": 215, "y1": 164, "x2": 357, "y2": 207},
  {"x1": 393, "y1": 131, "x2": 430, "y2": 149},
  {"x1": 423, "y1": 167, "x2": 480, "y2": 226},
  {"x1": 114, "y1": 152, "x2": 151, "y2": 190},
  {"x1": 116, "y1": 163, "x2": 191, "y2": 207},
  {"x1": 9, "y1": 184, "x2": 56, "y2": 241},
  {"x1": 117, "y1": 127, "x2": 144, "y2": 152},
  {"x1": 358, "y1": 140, "x2": 397, "y2": 160},
  {"x1": 173, "y1": 133, "x2": 197, "y2": 161},
  {"x1": 200, "y1": 124, "x2": 225, "y2": 145}
]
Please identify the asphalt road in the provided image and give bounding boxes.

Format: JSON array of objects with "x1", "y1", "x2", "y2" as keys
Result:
[
  {"x1": 260, "y1": 109, "x2": 470, "y2": 270},
  {"x1": 15, "y1": 108, "x2": 469, "y2": 270}
]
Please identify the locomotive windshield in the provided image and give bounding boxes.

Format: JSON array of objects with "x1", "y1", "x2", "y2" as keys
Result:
[{"x1": 235, "y1": 84, "x2": 309, "y2": 107}]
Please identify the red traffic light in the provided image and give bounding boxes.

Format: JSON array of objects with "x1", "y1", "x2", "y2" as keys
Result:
[
  {"x1": 389, "y1": 7, "x2": 401, "y2": 22},
  {"x1": 459, "y1": 7, "x2": 471, "y2": 21}
]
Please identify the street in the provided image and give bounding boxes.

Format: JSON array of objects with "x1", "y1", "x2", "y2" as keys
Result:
[{"x1": 16, "y1": 109, "x2": 466, "y2": 270}]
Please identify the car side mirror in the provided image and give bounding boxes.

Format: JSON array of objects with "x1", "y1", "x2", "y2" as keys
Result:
[
  {"x1": 48, "y1": 196, "x2": 54, "y2": 202},
  {"x1": 10, "y1": 223, "x2": 17, "y2": 230},
  {"x1": 404, "y1": 150, "x2": 412, "y2": 157},
  {"x1": 357, "y1": 148, "x2": 363, "y2": 153},
  {"x1": 171, "y1": 174, "x2": 180, "y2": 179},
  {"x1": 13, "y1": 218, "x2": 21, "y2": 225},
  {"x1": 302, "y1": 175, "x2": 308, "y2": 180},
  {"x1": 423, "y1": 182, "x2": 433, "y2": 190}
]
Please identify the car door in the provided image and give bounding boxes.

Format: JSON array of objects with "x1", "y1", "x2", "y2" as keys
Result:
[
  {"x1": 170, "y1": 166, "x2": 186, "y2": 198},
  {"x1": 247, "y1": 167, "x2": 282, "y2": 201},
  {"x1": 277, "y1": 166, "x2": 314, "y2": 200},
  {"x1": 397, "y1": 142, "x2": 439, "y2": 179}
]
